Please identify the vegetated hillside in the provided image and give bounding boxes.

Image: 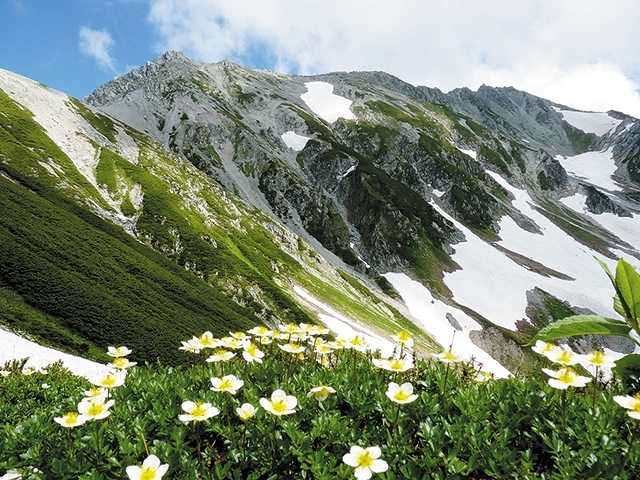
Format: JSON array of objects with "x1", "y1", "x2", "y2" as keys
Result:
[{"x1": 0, "y1": 71, "x2": 432, "y2": 367}]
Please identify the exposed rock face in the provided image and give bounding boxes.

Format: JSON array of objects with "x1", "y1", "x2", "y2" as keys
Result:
[
  {"x1": 85, "y1": 52, "x2": 640, "y2": 301},
  {"x1": 584, "y1": 185, "x2": 632, "y2": 217}
]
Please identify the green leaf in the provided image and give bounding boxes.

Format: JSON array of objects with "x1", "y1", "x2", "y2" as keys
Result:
[
  {"x1": 616, "y1": 258, "x2": 640, "y2": 322},
  {"x1": 596, "y1": 256, "x2": 629, "y2": 318},
  {"x1": 612, "y1": 354, "x2": 640, "y2": 385},
  {"x1": 527, "y1": 314, "x2": 631, "y2": 345}
]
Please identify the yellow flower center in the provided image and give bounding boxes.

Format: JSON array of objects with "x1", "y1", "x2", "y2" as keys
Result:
[
  {"x1": 397, "y1": 331, "x2": 412, "y2": 341},
  {"x1": 140, "y1": 467, "x2": 157, "y2": 480},
  {"x1": 219, "y1": 379, "x2": 234, "y2": 391},
  {"x1": 87, "y1": 403, "x2": 105, "y2": 417},
  {"x1": 247, "y1": 343, "x2": 258, "y2": 355},
  {"x1": 443, "y1": 351, "x2": 458, "y2": 361},
  {"x1": 192, "y1": 403, "x2": 208, "y2": 418},
  {"x1": 271, "y1": 399, "x2": 288, "y2": 413},
  {"x1": 556, "y1": 350, "x2": 574, "y2": 363},
  {"x1": 101, "y1": 375, "x2": 116, "y2": 387},
  {"x1": 394, "y1": 390, "x2": 410, "y2": 402},
  {"x1": 589, "y1": 351, "x2": 606, "y2": 365},
  {"x1": 113, "y1": 358, "x2": 127, "y2": 368},
  {"x1": 557, "y1": 368, "x2": 577, "y2": 384},
  {"x1": 64, "y1": 412, "x2": 79, "y2": 425},
  {"x1": 356, "y1": 450, "x2": 375, "y2": 468},
  {"x1": 389, "y1": 359, "x2": 405, "y2": 371}
]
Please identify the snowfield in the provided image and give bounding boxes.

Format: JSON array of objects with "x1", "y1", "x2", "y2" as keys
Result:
[
  {"x1": 281, "y1": 130, "x2": 311, "y2": 151},
  {"x1": 557, "y1": 148, "x2": 620, "y2": 192},
  {"x1": 553, "y1": 107, "x2": 622, "y2": 136},
  {"x1": 0, "y1": 328, "x2": 109, "y2": 378},
  {"x1": 383, "y1": 273, "x2": 511, "y2": 378},
  {"x1": 300, "y1": 81, "x2": 355, "y2": 123}
]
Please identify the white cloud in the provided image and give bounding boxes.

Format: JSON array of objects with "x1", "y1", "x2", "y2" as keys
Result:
[
  {"x1": 79, "y1": 26, "x2": 116, "y2": 71},
  {"x1": 147, "y1": 0, "x2": 640, "y2": 117}
]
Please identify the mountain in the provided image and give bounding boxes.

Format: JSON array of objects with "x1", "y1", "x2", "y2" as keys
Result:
[{"x1": 2, "y1": 52, "x2": 640, "y2": 375}]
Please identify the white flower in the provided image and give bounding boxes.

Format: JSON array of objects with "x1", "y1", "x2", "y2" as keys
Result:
[
  {"x1": 391, "y1": 330, "x2": 414, "y2": 349},
  {"x1": 260, "y1": 389, "x2": 297, "y2": 416},
  {"x1": 386, "y1": 382, "x2": 418, "y2": 404},
  {"x1": 583, "y1": 350, "x2": 616, "y2": 369},
  {"x1": 541, "y1": 367, "x2": 591, "y2": 390},
  {"x1": 109, "y1": 357, "x2": 137, "y2": 370},
  {"x1": 531, "y1": 340, "x2": 559, "y2": 356},
  {"x1": 90, "y1": 369, "x2": 127, "y2": 389},
  {"x1": 54, "y1": 411, "x2": 89, "y2": 428},
  {"x1": 0, "y1": 369, "x2": 10, "y2": 377},
  {"x1": 278, "y1": 343, "x2": 305, "y2": 354},
  {"x1": 198, "y1": 331, "x2": 220, "y2": 349},
  {"x1": 219, "y1": 336, "x2": 244, "y2": 350},
  {"x1": 179, "y1": 338, "x2": 202, "y2": 354},
  {"x1": 83, "y1": 387, "x2": 108, "y2": 402},
  {"x1": 372, "y1": 356, "x2": 413, "y2": 372},
  {"x1": 210, "y1": 374, "x2": 244, "y2": 394},
  {"x1": 307, "y1": 385, "x2": 336, "y2": 401},
  {"x1": 78, "y1": 397, "x2": 115, "y2": 420},
  {"x1": 342, "y1": 446, "x2": 388, "y2": 480},
  {"x1": 236, "y1": 403, "x2": 258, "y2": 421},
  {"x1": 107, "y1": 346, "x2": 132, "y2": 357},
  {"x1": 433, "y1": 349, "x2": 462, "y2": 363},
  {"x1": 0, "y1": 472, "x2": 22, "y2": 480},
  {"x1": 613, "y1": 394, "x2": 640, "y2": 420},
  {"x1": 206, "y1": 349, "x2": 236, "y2": 363},
  {"x1": 247, "y1": 325, "x2": 273, "y2": 337},
  {"x1": 242, "y1": 342, "x2": 265, "y2": 363},
  {"x1": 179, "y1": 401, "x2": 220, "y2": 422},
  {"x1": 543, "y1": 345, "x2": 582, "y2": 366},
  {"x1": 126, "y1": 454, "x2": 169, "y2": 480}
]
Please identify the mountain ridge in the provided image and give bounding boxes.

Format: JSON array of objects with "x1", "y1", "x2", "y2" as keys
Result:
[{"x1": 2, "y1": 52, "x2": 640, "y2": 376}]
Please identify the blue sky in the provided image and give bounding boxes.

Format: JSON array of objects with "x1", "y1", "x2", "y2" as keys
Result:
[{"x1": 3, "y1": 0, "x2": 640, "y2": 117}]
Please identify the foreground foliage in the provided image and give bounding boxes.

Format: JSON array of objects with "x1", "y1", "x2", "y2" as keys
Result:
[{"x1": 1, "y1": 329, "x2": 639, "y2": 480}]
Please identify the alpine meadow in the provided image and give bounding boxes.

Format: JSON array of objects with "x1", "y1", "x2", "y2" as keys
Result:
[{"x1": 2, "y1": 52, "x2": 640, "y2": 478}]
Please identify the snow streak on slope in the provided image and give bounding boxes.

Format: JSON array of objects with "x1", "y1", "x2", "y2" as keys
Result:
[
  {"x1": 433, "y1": 171, "x2": 623, "y2": 332},
  {"x1": 281, "y1": 130, "x2": 311, "y2": 151},
  {"x1": 383, "y1": 273, "x2": 511, "y2": 378},
  {"x1": 293, "y1": 286, "x2": 394, "y2": 356},
  {"x1": 557, "y1": 148, "x2": 620, "y2": 191},
  {"x1": 553, "y1": 108, "x2": 622, "y2": 136},
  {"x1": 0, "y1": 328, "x2": 109, "y2": 379},
  {"x1": 300, "y1": 82, "x2": 355, "y2": 123},
  {"x1": 561, "y1": 193, "x2": 640, "y2": 263}
]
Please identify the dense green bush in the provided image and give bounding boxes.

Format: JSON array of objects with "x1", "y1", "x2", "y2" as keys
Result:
[{"x1": 1, "y1": 330, "x2": 638, "y2": 479}]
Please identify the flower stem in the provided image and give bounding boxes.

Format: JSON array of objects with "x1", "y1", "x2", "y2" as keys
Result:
[
  {"x1": 561, "y1": 389, "x2": 567, "y2": 445},
  {"x1": 442, "y1": 362, "x2": 451, "y2": 414},
  {"x1": 392, "y1": 403, "x2": 401, "y2": 439},
  {"x1": 621, "y1": 422, "x2": 639, "y2": 472},
  {"x1": 592, "y1": 366, "x2": 599, "y2": 412}
]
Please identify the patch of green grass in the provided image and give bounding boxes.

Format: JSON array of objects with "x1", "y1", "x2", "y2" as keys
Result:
[
  {"x1": 66, "y1": 98, "x2": 116, "y2": 143},
  {"x1": 563, "y1": 121, "x2": 596, "y2": 154}
]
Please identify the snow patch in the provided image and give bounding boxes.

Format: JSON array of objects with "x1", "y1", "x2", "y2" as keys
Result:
[
  {"x1": 562, "y1": 193, "x2": 640, "y2": 258},
  {"x1": 300, "y1": 82, "x2": 355, "y2": 123},
  {"x1": 557, "y1": 148, "x2": 620, "y2": 192},
  {"x1": 281, "y1": 131, "x2": 311, "y2": 151},
  {"x1": 293, "y1": 285, "x2": 393, "y2": 356},
  {"x1": 0, "y1": 328, "x2": 110, "y2": 379},
  {"x1": 553, "y1": 107, "x2": 622, "y2": 136},
  {"x1": 458, "y1": 148, "x2": 477, "y2": 160},
  {"x1": 383, "y1": 273, "x2": 511, "y2": 378}
]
